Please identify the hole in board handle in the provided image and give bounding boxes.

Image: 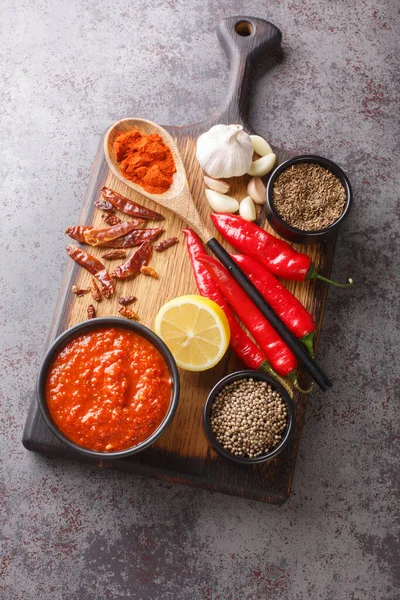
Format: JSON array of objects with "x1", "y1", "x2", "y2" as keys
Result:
[{"x1": 235, "y1": 21, "x2": 253, "y2": 36}]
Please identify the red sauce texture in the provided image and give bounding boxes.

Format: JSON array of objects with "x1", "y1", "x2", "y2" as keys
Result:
[{"x1": 46, "y1": 327, "x2": 172, "y2": 452}]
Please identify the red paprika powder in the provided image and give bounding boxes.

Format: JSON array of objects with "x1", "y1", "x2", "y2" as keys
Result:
[{"x1": 113, "y1": 130, "x2": 176, "y2": 194}]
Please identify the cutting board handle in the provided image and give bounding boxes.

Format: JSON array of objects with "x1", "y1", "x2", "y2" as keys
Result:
[{"x1": 216, "y1": 16, "x2": 282, "y2": 125}]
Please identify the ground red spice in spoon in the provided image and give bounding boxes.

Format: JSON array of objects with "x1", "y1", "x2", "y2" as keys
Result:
[{"x1": 113, "y1": 130, "x2": 176, "y2": 194}]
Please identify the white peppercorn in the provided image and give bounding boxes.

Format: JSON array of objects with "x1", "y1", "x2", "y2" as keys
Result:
[{"x1": 210, "y1": 378, "x2": 288, "y2": 458}]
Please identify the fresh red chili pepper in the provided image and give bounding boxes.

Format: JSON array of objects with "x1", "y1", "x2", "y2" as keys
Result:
[
  {"x1": 183, "y1": 229, "x2": 265, "y2": 370},
  {"x1": 198, "y1": 254, "x2": 298, "y2": 377},
  {"x1": 232, "y1": 254, "x2": 316, "y2": 355},
  {"x1": 211, "y1": 213, "x2": 353, "y2": 287}
]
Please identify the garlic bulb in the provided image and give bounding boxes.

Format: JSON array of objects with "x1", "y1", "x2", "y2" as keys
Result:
[
  {"x1": 196, "y1": 124, "x2": 253, "y2": 178},
  {"x1": 239, "y1": 196, "x2": 257, "y2": 221},
  {"x1": 205, "y1": 189, "x2": 239, "y2": 213}
]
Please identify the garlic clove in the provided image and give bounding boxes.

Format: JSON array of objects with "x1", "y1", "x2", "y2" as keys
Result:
[
  {"x1": 203, "y1": 175, "x2": 230, "y2": 194},
  {"x1": 247, "y1": 177, "x2": 266, "y2": 205},
  {"x1": 196, "y1": 124, "x2": 253, "y2": 179},
  {"x1": 239, "y1": 196, "x2": 257, "y2": 221},
  {"x1": 250, "y1": 135, "x2": 273, "y2": 157},
  {"x1": 247, "y1": 153, "x2": 276, "y2": 177},
  {"x1": 205, "y1": 189, "x2": 239, "y2": 213}
]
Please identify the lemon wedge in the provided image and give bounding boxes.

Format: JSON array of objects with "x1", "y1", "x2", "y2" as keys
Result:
[{"x1": 155, "y1": 295, "x2": 230, "y2": 371}]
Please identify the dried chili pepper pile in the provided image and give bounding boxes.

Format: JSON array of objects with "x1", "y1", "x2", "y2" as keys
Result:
[{"x1": 66, "y1": 187, "x2": 179, "y2": 321}]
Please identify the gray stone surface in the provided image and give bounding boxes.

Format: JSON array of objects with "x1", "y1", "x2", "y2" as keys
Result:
[{"x1": 1, "y1": 1, "x2": 399, "y2": 598}]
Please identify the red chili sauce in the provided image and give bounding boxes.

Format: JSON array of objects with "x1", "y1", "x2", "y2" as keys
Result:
[{"x1": 46, "y1": 327, "x2": 172, "y2": 452}]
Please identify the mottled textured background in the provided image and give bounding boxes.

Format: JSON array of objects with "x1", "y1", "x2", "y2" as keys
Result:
[{"x1": 1, "y1": 1, "x2": 399, "y2": 598}]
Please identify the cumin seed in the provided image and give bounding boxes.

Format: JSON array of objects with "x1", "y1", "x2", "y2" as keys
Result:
[{"x1": 272, "y1": 163, "x2": 346, "y2": 231}]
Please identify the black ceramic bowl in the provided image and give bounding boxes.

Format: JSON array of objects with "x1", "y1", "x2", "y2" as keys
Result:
[
  {"x1": 265, "y1": 154, "x2": 352, "y2": 244},
  {"x1": 37, "y1": 317, "x2": 180, "y2": 459},
  {"x1": 203, "y1": 370, "x2": 295, "y2": 465}
]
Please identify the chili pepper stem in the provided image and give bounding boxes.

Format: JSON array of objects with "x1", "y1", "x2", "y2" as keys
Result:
[
  {"x1": 294, "y1": 379, "x2": 315, "y2": 394},
  {"x1": 259, "y1": 361, "x2": 294, "y2": 397},
  {"x1": 300, "y1": 332, "x2": 315, "y2": 357},
  {"x1": 307, "y1": 263, "x2": 354, "y2": 288},
  {"x1": 287, "y1": 371, "x2": 315, "y2": 394},
  {"x1": 259, "y1": 361, "x2": 314, "y2": 395}
]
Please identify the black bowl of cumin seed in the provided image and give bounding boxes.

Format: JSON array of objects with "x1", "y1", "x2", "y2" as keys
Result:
[
  {"x1": 265, "y1": 155, "x2": 352, "y2": 244},
  {"x1": 203, "y1": 370, "x2": 295, "y2": 465}
]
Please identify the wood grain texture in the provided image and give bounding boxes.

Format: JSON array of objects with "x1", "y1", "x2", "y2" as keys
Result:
[{"x1": 23, "y1": 16, "x2": 336, "y2": 504}]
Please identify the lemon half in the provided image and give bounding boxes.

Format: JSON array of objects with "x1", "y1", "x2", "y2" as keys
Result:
[{"x1": 155, "y1": 295, "x2": 230, "y2": 371}]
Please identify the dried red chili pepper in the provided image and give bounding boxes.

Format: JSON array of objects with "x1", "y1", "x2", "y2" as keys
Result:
[
  {"x1": 101, "y1": 249, "x2": 127, "y2": 260},
  {"x1": 90, "y1": 277, "x2": 101, "y2": 302},
  {"x1": 154, "y1": 237, "x2": 179, "y2": 252},
  {"x1": 140, "y1": 265, "x2": 158, "y2": 279},
  {"x1": 118, "y1": 296, "x2": 137, "y2": 306},
  {"x1": 210, "y1": 213, "x2": 353, "y2": 286},
  {"x1": 101, "y1": 187, "x2": 165, "y2": 221},
  {"x1": 65, "y1": 226, "x2": 93, "y2": 243},
  {"x1": 71, "y1": 285, "x2": 90, "y2": 297},
  {"x1": 94, "y1": 198, "x2": 115, "y2": 213},
  {"x1": 66, "y1": 245, "x2": 114, "y2": 298},
  {"x1": 183, "y1": 229, "x2": 266, "y2": 371},
  {"x1": 87, "y1": 304, "x2": 96, "y2": 319},
  {"x1": 118, "y1": 306, "x2": 139, "y2": 320},
  {"x1": 232, "y1": 254, "x2": 316, "y2": 355},
  {"x1": 112, "y1": 240, "x2": 152, "y2": 280},
  {"x1": 84, "y1": 221, "x2": 141, "y2": 246},
  {"x1": 98, "y1": 227, "x2": 163, "y2": 248},
  {"x1": 101, "y1": 213, "x2": 122, "y2": 226}
]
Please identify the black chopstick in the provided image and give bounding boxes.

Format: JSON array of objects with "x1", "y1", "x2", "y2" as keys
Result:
[{"x1": 207, "y1": 238, "x2": 332, "y2": 392}]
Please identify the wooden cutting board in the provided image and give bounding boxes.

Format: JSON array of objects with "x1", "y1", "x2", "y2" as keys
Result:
[{"x1": 23, "y1": 16, "x2": 337, "y2": 504}]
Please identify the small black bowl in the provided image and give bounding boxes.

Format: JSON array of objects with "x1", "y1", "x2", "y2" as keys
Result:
[
  {"x1": 203, "y1": 370, "x2": 295, "y2": 465},
  {"x1": 37, "y1": 317, "x2": 180, "y2": 459},
  {"x1": 265, "y1": 154, "x2": 352, "y2": 244}
]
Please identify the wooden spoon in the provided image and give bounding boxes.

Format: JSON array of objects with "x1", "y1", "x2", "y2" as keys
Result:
[
  {"x1": 104, "y1": 118, "x2": 332, "y2": 391},
  {"x1": 104, "y1": 118, "x2": 212, "y2": 241}
]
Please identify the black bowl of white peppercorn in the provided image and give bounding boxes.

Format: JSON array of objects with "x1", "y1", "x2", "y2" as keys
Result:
[{"x1": 203, "y1": 370, "x2": 295, "y2": 465}]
